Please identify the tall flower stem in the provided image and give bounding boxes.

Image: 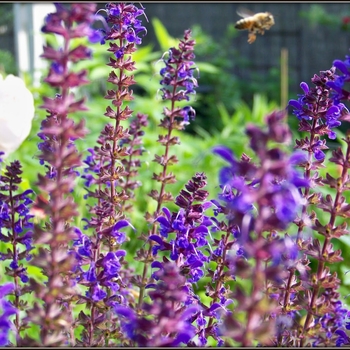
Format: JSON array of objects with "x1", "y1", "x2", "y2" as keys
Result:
[
  {"x1": 288, "y1": 67, "x2": 349, "y2": 346},
  {"x1": 24, "y1": 4, "x2": 98, "y2": 346},
  {"x1": 0, "y1": 160, "x2": 34, "y2": 345},
  {"x1": 70, "y1": 3, "x2": 147, "y2": 346},
  {"x1": 136, "y1": 29, "x2": 197, "y2": 310},
  {"x1": 299, "y1": 132, "x2": 350, "y2": 346},
  {"x1": 215, "y1": 111, "x2": 308, "y2": 346}
]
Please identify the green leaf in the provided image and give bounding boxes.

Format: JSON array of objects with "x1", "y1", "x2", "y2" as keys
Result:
[
  {"x1": 152, "y1": 17, "x2": 178, "y2": 52},
  {"x1": 196, "y1": 62, "x2": 219, "y2": 74}
]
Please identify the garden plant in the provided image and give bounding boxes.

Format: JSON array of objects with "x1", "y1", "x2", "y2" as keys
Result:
[{"x1": 1, "y1": 2, "x2": 350, "y2": 347}]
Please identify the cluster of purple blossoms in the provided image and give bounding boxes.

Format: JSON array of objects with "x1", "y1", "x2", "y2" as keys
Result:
[
  {"x1": 289, "y1": 68, "x2": 350, "y2": 160},
  {"x1": 0, "y1": 155, "x2": 33, "y2": 346},
  {"x1": 115, "y1": 262, "x2": 198, "y2": 346},
  {"x1": 150, "y1": 173, "x2": 214, "y2": 283},
  {"x1": 213, "y1": 113, "x2": 309, "y2": 235},
  {"x1": 81, "y1": 147, "x2": 100, "y2": 190},
  {"x1": 335, "y1": 307, "x2": 350, "y2": 347},
  {"x1": 285, "y1": 55, "x2": 350, "y2": 346},
  {"x1": 212, "y1": 111, "x2": 310, "y2": 346},
  {"x1": 149, "y1": 173, "x2": 230, "y2": 346},
  {"x1": 104, "y1": 2, "x2": 147, "y2": 56},
  {"x1": 159, "y1": 29, "x2": 197, "y2": 127},
  {"x1": 42, "y1": 3, "x2": 105, "y2": 45},
  {"x1": 308, "y1": 296, "x2": 350, "y2": 346},
  {"x1": 25, "y1": 3, "x2": 102, "y2": 347},
  {"x1": 327, "y1": 53, "x2": 350, "y2": 103},
  {"x1": 73, "y1": 221, "x2": 131, "y2": 295},
  {"x1": 133, "y1": 28, "x2": 199, "y2": 324},
  {"x1": 2, "y1": 1, "x2": 350, "y2": 347},
  {"x1": 67, "y1": 3, "x2": 147, "y2": 346},
  {"x1": 0, "y1": 283, "x2": 17, "y2": 346},
  {"x1": 0, "y1": 160, "x2": 34, "y2": 284}
]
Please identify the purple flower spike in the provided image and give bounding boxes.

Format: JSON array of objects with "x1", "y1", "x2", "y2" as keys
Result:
[{"x1": 0, "y1": 283, "x2": 16, "y2": 346}]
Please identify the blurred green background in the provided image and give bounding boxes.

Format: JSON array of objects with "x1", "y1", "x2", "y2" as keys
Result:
[{"x1": 0, "y1": 3, "x2": 350, "y2": 345}]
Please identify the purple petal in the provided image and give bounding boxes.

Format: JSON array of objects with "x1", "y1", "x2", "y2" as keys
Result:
[
  {"x1": 314, "y1": 149, "x2": 325, "y2": 160},
  {"x1": 327, "y1": 81, "x2": 343, "y2": 92},
  {"x1": 162, "y1": 207, "x2": 172, "y2": 220},
  {"x1": 218, "y1": 167, "x2": 233, "y2": 185},
  {"x1": 328, "y1": 130, "x2": 337, "y2": 140},
  {"x1": 289, "y1": 151, "x2": 307, "y2": 165},
  {"x1": 335, "y1": 329, "x2": 349, "y2": 339},
  {"x1": 208, "y1": 302, "x2": 221, "y2": 313},
  {"x1": 326, "y1": 105, "x2": 340, "y2": 116},
  {"x1": 300, "y1": 82, "x2": 309, "y2": 94},
  {"x1": 113, "y1": 220, "x2": 134, "y2": 231},
  {"x1": 333, "y1": 59, "x2": 349, "y2": 75},
  {"x1": 202, "y1": 201, "x2": 214, "y2": 210},
  {"x1": 0, "y1": 283, "x2": 14, "y2": 298},
  {"x1": 156, "y1": 216, "x2": 170, "y2": 227},
  {"x1": 114, "y1": 306, "x2": 135, "y2": 319},
  {"x1": 193, "y1": 225, "x2": 209, "y2": 235},
  {"x1": 288, "y1": 99, "x2": 302, "y2": 109},
  {"x1": 115, "y1": 250, "x2": 126, "y2": 258},
  {"x1": 212, "y1": 145, "x2": 236, "y2": 165},
  {"x1": 173, "y1": 331, "x2": 194, "y2": 345},
  {"x1": 151, "y1": 261, "x2": 163, "y2": 269},
  {"x1": 149, "y1": 235, "x2": 164, "y2": 245},
  {"x1": 181, "y1": 305, "x2": 200, "y2": 320}
]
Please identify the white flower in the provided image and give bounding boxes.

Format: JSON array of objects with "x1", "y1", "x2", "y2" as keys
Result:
[{"x1": 0, "y1": 74, "x2": 35, "y2": 157}]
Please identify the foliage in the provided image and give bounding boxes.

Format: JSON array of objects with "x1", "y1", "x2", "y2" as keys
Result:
[
  {"x1": 0, "y1": 50, "x2": 17, "y2": 75},
  {"x1": 1, "y1": 2, "x2": 350, "y2": 348},
  {"x1": 299, "y1": 4, "x2": 349, "y2": 29}
]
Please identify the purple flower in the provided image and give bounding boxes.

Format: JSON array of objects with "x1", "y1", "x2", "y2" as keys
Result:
[
  {"x1": 312, "y1": 139, "x2": 327, "y2": 160},
  {"x1": 85, "y1": 285, "x2": 107, "y2": 302},
  {"x1": 327, "y1": 57, "x2": 350, "y2": 102},
  {"x1": 156, "y1": 207, "x2": 173, "y2": 237},
  {"x1": 213, "y1": 136, "x2": 308, "y2": 232},
  {"x1": 42, "y1": 3, "x2": 101, "y2": 43},
  {"x1": 158, "y1": 29, "x2": 198, "y2": 128},
  {"x1": 181, "y1": 106, "x2": 196, "y2": 124},
  {"x1": 152, "y1": 174, "x2": 213, "y2": 283},
  {"x1": 0, "y1": 161, "x2": 33, "y2": 284},
  {"x1": 335, "y1": 329, "x2": 350, "y2": 347},
  {"x1": 116, "y1": 262, "x2": 198, "y2": 346},
  {"x1": 98, "y1": 251, "x2": 122, "y2": 278},
  {"x1": 289, "y1": 67, "x2": 348, "y2": 143},
  {"x1": 83, "y1": 262, "x2": 97, "y2": 283},
  {"x1": 104, "y1": 3, "x2": 147, "y2": 49},
  {"x1": 81, "y1": 148, "x2": 100, "y2": 188},
  {"x1": 87, "y1": 28, "x2": 105, "y2": 44},
  {"x1": 111, "y1": 220, "x2": 134, "y2": 244},
  {"x1": 0, "y1": 283, "x2": 14, "y2": 298},
  {"x1": 0, "y1": 283, "x2": 16, "y2": 346}
]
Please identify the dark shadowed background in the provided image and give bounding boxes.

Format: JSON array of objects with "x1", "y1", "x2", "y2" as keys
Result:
[
  {"x1": 140, "y1": 2, "x2": 350, "y2": 99},
  {"x1": 1, "y1": 2, "x2": 350, "y2": 102}
]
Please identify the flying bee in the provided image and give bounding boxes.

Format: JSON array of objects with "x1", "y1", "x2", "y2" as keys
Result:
[{"x1": 234, "y1": 8, "x2": 275, "y2": 44}]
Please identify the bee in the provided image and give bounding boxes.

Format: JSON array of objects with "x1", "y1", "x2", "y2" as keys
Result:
[{"x1": 234, "y1": 8, "x2": 275, "y2": 44}]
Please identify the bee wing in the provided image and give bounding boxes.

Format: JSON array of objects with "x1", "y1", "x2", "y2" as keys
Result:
[{"x1": 236, "y1": 7, "x2": 255, "y2": 18}]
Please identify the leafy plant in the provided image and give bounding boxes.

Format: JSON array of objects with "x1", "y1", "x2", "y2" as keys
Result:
[{"x1": 1, "y1": 2, "x2": 350, "y2": 348}]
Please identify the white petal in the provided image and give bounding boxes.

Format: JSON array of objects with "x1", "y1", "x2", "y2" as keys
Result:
[{"x1": 0, "y1": 74, "x2": 35, "y2": 157}]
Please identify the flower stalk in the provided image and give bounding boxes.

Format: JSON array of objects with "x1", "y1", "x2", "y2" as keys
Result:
[{"x1": 136, "y1": 28, "x2": 198, "y2": 310}]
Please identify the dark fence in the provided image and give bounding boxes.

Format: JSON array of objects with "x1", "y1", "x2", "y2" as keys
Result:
[
  {"x1": 1, "y1": 3, "x2": 350, "y2": 102},
  {"x1": 141, "y1": 3, "x2": 350, "y2": 100}
]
